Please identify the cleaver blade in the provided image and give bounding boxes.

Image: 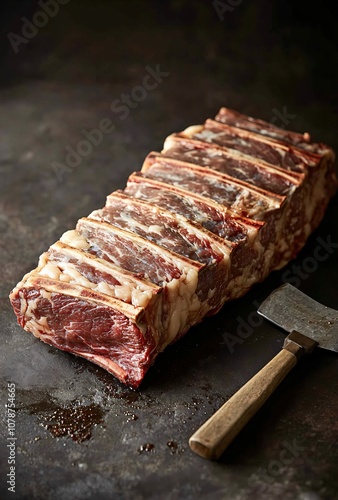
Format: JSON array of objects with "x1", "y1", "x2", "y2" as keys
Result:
[{"x1": 258, "y1": 283, "x2": 338, "y2": 353}]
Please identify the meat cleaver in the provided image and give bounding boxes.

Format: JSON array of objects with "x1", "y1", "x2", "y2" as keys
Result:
[{"x1": 189, "y1": 283, "x2": 338, "y2": 460}]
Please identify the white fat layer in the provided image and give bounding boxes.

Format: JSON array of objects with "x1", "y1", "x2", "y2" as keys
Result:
[
  {"x1": 40, "y1": 289, "x2": 52, "y2": 300},
  {"x1": 60, "y1": 230, "x2": 90, "y2": 250},
  {"x1": 246, "y1": 225, "x2": 259, "y2": 244},
  {"x1": 20, "y1": 296, "x2": 27, "y2": 315},
  {"x1": 38, "y1": 316, "x2": 49, "y2": 327},
  {"x1": 163, "y1": 267, "x2": 200, "y2": 345},
  {"x1": 148, "y1": 224, "x2": 164, "y2": 235},
  {"x1": 39, "y1": 262, "x2": 60, "y2": 280},
  {"x1": 180, "y1": 125, "x2": 204, "y2": 138},
  {"x1": 131, "y1": 288, "x2": 153, "y2": 308},
  {"x1": 26, "y1": 295, "x2": 39, "y2": 318},
  {"x1": 37, "y1": 259, "x2": 154, "y2": 309},
  {"x1": 162, "y1": 135, "x2": 176, "y2": 151},
  {"x1": 97, "y1": 281, "x2": 116, "y2": 297},
  {"x1": 25, "y1": 319, "x2": 43, "y2": 339}
]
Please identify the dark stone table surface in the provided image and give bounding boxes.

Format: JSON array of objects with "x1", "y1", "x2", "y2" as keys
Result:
[{"x1": 0, "y1": 1, "x2": 337, "y2": 499}]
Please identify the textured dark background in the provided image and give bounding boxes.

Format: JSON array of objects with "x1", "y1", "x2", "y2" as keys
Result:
[{"x1": 0, "y1": 1, "x2": 337, "y2": 499}]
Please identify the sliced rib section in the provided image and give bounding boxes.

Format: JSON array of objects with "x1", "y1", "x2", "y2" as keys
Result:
[
  {"x1": 10, "y1": 105, "x2": 337, "y2": 388},
  {"x1": 76, "y1": 216, "x2": 223, "y2": 348},
  {"x1": 140, "y1": 153, "x2": 293, "y2": 270},
  {"x1": 183, "y1": 119, "x2": 319, "y2": 173},
  {"x1": 215, "y1": 107, "x2": 332, "y2": 156},
  {"x1": 10, "y1": 274, "x2": 155, "y2": 386},
  {"x1": 162, "y1": 135, "x2": 303, "y2": 195},
  {"x1": 125, "y1": 172, "x2": 261, "y2": 244},
  {"x1": 160, "y1": 117, "x2": 336, "y2": 265},
  {"x1": 124, "y1": 172, "x2": 267, "y2": 299},
  {"x1": 47, "y1": 241, "x2": 161, "y2": 309},
  {"x1": 88, "y1": 192, "x2": 236, "y2": 312},
  {"x1": 141, "y1": 153, "x2": 284, "y2": 219}
]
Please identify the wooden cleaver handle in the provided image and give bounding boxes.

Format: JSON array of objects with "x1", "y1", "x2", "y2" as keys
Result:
[{"x1": 189, "y1": 347, "x2": 299, "y2": 460}]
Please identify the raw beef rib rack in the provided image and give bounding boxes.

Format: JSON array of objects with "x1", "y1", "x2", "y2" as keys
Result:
[{"x1": 10, "y1": 107, "x2": 337, "y2": 387}]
